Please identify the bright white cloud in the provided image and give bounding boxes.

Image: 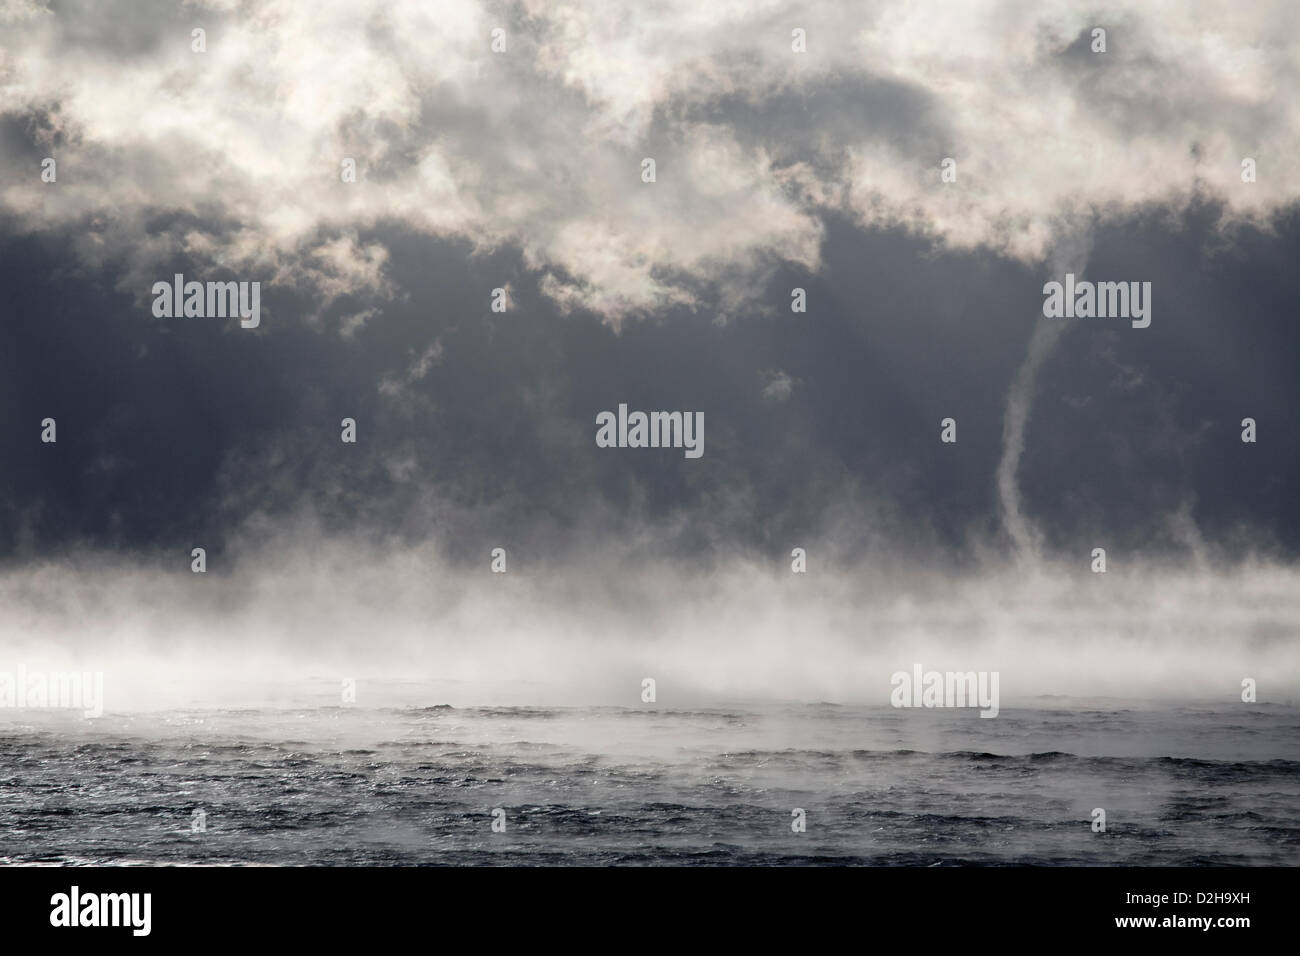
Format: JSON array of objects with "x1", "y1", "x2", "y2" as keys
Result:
[{"x1": 1, "y1": 0, "x2": 1297, "y2": 322}]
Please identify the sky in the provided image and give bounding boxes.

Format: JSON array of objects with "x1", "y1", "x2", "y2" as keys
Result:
[{"x1": 0, "y1": 0, "x2": 1297, "y2": 702}]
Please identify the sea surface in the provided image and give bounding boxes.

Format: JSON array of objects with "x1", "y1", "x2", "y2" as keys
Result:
[{"x1": 2, "y1": 696, "x2": 1297, "y2": 865}]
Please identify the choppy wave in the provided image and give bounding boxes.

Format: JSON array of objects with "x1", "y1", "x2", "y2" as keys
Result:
[{"x1": 1, "y1": 699, "x2": 1297, "y2": 865}]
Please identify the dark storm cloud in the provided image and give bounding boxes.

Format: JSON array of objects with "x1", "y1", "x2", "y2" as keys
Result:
[{"x1": 1, "y1": 200, "x2": 1296, "y2": 570}]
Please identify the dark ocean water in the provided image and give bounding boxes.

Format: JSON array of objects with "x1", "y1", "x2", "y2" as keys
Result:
[{"x1": 2, "y1": 699, "x2": 1297, "y2": 865}]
